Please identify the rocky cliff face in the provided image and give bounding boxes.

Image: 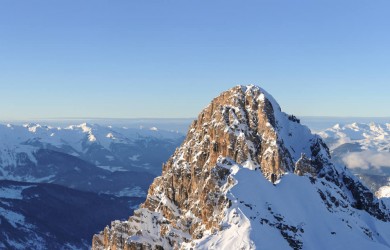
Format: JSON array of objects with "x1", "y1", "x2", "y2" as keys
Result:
[{"x1": 92, "y1": 85, "x2": 390, "y2": 250}]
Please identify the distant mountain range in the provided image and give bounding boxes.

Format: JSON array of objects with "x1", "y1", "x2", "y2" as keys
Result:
[
  {"x1": 318, "y1": 122, "x2": 390, "y2": 196},
  {"x1": 0, "y1": 123, "x2": 184, "y2": 249},
  {"x1": 0, "y1": 123, "x2": 184, "y2": 196}
]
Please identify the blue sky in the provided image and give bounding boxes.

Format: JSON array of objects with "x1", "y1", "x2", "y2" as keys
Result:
[{"x1": 1, "y1": 0, "x2": 389, "y2": 119}]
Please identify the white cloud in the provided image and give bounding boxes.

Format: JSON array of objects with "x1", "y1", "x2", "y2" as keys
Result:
[{"x1": 342, "y1": 150, "x2": 390, "y2": 170}]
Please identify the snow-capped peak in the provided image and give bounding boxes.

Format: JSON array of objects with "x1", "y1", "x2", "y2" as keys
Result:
[
  {"x1": 149, "y1": 127, "x2": 158, "y2": 131},
  {"x1": 23, "y1": 123, "x2": 42, "y2": 133},
  {"x1": 93, "y1": 85, "x2": 390, "y2": 250},
  {"x1": 79, "y1": 122, "x2": 93, "y2": 133},
  {"x1": 106, "y1": 133, "x2": 115, "y2": 139},
  {"x1": 332, "y1": 123, "x2": 341, "y2": 130}
]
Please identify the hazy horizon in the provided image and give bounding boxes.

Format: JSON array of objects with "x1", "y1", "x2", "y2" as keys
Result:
[{"x1": 1, "y1": 116, "x2": 390, "y2": 134}]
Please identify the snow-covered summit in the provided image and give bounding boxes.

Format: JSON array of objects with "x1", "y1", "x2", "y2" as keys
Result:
[
  {"x1": 188, "y1": 84, "x2": 331, "y2": 181},
  {"x1": 93, "y1": 85, "x2": 390, "y2": 250}
]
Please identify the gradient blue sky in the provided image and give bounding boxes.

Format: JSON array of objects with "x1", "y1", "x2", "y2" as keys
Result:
[{"x1": 1, "y1": 0, "x2": 389, "y2": 119}]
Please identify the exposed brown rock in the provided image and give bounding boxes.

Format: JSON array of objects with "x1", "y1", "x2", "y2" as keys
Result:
[
  {"x1": 294, "y1": 153, "x2": 317, "y2": 177},
  {"x1": 91, "y1": 85, "x2": 327, "y2": 249}
]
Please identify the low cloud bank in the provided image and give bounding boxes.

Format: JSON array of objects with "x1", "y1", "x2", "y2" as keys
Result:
[{"x1": 342, "y1": 151, "x2": 390, "y2": 170}]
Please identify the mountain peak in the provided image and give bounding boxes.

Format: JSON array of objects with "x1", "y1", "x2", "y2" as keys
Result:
[
  {"x1": 189, "y1": 84, "x2": 329, "y2": 182},
  {"x1": 93, "y1": 85, "x2": 390, "y2": 250}
]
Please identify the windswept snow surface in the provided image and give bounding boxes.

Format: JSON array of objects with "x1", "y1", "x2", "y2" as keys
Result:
[{"x1": 188, "y1": 160, "x2": 390, "y2": 250}]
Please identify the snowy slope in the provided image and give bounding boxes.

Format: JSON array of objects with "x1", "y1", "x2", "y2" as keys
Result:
[
  {"x1": 185, "y1": 159, "x2": 390, "y2": 250},
  {"x1": 93, "y1": 85, "x2": 390, "y2": 250}
]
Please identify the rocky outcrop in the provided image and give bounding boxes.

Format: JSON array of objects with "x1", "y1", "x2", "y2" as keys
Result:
[
  {"x1": 294, "y1": 154, "x2": 316, "y2": 177},
  {"x1": 92, "y1": 85, "x2": 390, "y2": 250}
]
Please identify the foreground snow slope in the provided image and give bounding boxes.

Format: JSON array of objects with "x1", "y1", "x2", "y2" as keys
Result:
[{"x1": 188, "y1": 160, "x2": 390, "y2": 250}]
